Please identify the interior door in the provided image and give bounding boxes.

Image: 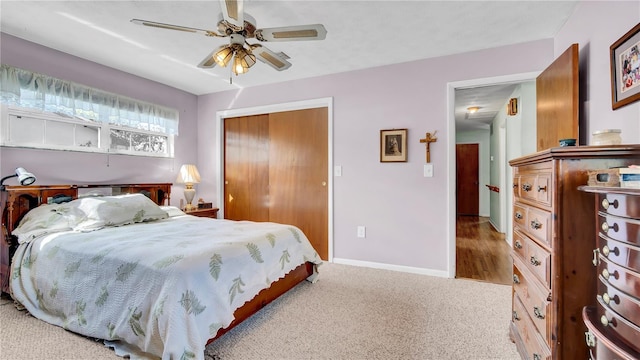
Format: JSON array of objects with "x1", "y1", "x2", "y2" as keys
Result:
[
  {"x1": 224, "y1": 114, "x2": 270, "y2": 222},
  {"x1": 456, "y1": 143, "x2": 480, "y2": 215},
  {"x1": 223, "y1": 108, "x2": 329, "y2": 260},
  {"x1": 536, "y1": 43, "x2": 579, "y2": 150}
]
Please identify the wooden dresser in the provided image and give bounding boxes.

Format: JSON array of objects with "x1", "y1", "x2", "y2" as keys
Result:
[
  {"x1": 580, "y1": 186, "x2": 640, "y2": 360},
  {"x1": 509, "y1": 146, "x2": 640, "y2": 360}
]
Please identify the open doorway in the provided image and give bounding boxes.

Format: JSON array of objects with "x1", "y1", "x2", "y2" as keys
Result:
[{"x1": 447, "y1": 73, "x2": 538, "y2": 284}]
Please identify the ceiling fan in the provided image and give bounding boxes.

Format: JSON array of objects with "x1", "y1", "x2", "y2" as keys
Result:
[{"x1": 131, "y1": 0, "x2": 327, "y2": 77}]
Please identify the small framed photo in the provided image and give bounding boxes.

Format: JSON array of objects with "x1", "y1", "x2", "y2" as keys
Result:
[
  {"x1": 610, "y1": 23, "x2": 640, "y2": 110},
  {"x1": 380, "y1": 129, "x2": 407, "y2": 162}
]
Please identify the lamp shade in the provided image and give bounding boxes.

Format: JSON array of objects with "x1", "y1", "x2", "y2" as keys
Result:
[
  {"x1": 176, "y1": 164, "x2": 201, "y2": 185},
  {"x1": 15, "y1": 167, "x2": 36, "y2": 185}
]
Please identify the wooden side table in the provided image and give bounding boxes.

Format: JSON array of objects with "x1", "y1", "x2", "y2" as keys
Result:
[{"x1": 184, "y1": 207, "x2": 219, "y2": 219}]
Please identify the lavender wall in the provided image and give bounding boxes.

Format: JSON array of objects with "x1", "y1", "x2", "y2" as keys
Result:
[
  {"x1": 554, "y1": 1, "x2": 640, "y2": 143},
  {"x1": 0, "y1": 33, "x2": 198, "y2": 203},
  {"x1": 198, "y1": 39, "x2": 555, "y2": 273},
  {"x1": 3, "y1": 0, "x2": 634, "y2": 274}
]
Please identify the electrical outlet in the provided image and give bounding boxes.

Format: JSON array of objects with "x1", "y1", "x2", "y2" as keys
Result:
[{"x1": 357, "y1": 226, "x2": 366, "y2": 238}]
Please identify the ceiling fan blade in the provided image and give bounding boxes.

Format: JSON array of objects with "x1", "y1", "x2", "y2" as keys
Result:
[
  {"x1": 131, "y1": 19, "x2": 221, "y2": 37},
  {"x1": 219, "y1": 0, "x2": 244, "y2": 31},
  {"x1": 256, "y1": 24, "x2": 327, "y2": 42},
  {"x1": 252, "y1": 45, "x2": 292, "y2": 71},
  {"x1": 197, "y1": 49, "x2": 219, "y2": 69}
]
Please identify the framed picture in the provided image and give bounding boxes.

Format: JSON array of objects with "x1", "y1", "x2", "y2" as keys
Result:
[
  {"x1": 610, "y1": 23, "x2": 640, "y2": 110},
  {"x1": 380, "y1": 129, "x2": 407, "y2": 162}
]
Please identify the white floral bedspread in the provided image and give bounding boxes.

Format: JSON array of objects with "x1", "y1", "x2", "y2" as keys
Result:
[{"x1": 10, "y1": 216, "x2": 321, "y2": 359}]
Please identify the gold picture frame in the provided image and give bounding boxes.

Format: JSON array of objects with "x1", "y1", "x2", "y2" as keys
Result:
[
  {"x1": 380, "y1": 129, "x2": 407, "y2": 162},
  {"x1": 610, "y1": 23, "x2": 640, "y2": 110}
]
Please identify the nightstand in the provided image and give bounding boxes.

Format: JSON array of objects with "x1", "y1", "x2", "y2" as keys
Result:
[{"x1": 184, "y1": 207, "x2": 219, "y2": 219}]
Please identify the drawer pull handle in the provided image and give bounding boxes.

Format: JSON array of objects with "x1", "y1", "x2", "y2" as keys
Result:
[
  {"x1": 601, "y1": 292, "x2": 618, "y2": 305},
  {"x1": 515, "y1": 212, "x2": 523, "y2": 220},
  {"x1": 513, "y1": 274, "x2": 520, "y2": 284},
  {"x1": 600, "y1": 315, "x2": 614, "y2": 327},
  {"x1": 601, "y1": 222, "x2": 619, "y2": 233},
  {"x1": 514, "y1": 241, "x2": 523, "y2": 249},
  {"x1": 601, "y1": 245, "x2": 619, "y2": 258},
  {"x1": 601, "y1": 198, "x2": 619, "y2": 210},
  {"x1": 512, "y1": 310, "x2": 520, "y2": 321},
  {"x1": 533, "y1": 306, "x2": 545, "y2": 319},
  {"x1": 592, "y1": 248, "x2": 600, "y2": 266},
  {"x1": 537, "y1": 185, "x2": 547, "y2": 192},
  {"x1": 602, "y1": 268, "x2": 618, "y2": 280},
  {"x1": 533, "y1": 353, "x2": 542, "y2": 360},
  {"x1": 585, "y1": 330, "x2": 596, "y2": 347},
  {"x1": 530, "y1": 219, "x2": 542, "y2": 230},
  {"x1": 522, "y1": 183, "x2": 532, "y2": 192},
  {"x1": 530, "y1": 256, "x2": 541, "y2": 266},
  {"x1": 513, "y1": 184, "x2": 518, "y2": 189}
]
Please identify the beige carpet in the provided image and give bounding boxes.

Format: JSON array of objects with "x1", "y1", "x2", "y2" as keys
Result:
[{"x1": 0, "y1": 263, "x2": 519, "y2": 360}]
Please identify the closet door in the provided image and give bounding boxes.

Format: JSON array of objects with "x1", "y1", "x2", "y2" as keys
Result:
[
  {"x1": 223, "y1": 107, "x2": 329, "y2": 260},
  {"x1": 224, "y1": 114, "x2": 270, "y2": 222},
  {"x1": 269, "y1": 108, "x2": 328, "y2": 260}
]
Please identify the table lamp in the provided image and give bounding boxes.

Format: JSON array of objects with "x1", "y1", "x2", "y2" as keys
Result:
[{"x1": 175, "y1": 164, "x2": 201, "y2": 211}]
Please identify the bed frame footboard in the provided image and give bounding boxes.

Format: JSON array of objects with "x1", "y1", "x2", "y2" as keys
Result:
[{"x1": 208, "y1": 261, "x2": 315, "y2": 343}]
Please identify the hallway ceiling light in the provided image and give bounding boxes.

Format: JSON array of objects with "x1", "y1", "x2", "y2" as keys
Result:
[{"x1": 467, "y1": 106, "x2": 480, "y2": 114}]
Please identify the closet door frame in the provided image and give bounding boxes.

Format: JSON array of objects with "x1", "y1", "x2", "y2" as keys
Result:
[{"x1": 216, "y1": 97, "x2": 334, "y2": 261}]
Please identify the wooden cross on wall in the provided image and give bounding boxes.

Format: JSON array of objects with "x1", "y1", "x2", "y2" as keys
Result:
[{"x1": 419, "y1": 131, "x2": 438, "y2": 163}]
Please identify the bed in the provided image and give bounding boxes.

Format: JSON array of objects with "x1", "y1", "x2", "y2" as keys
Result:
[{"x1": 0, "y1": 183, "x2": 321, "y2": 359}]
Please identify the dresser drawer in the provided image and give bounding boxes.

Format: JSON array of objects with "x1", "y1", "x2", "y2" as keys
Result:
[
  {"x1": 597, "y1": 192, "x2": 640, "y2": 219},
  {"x1": 513, "y1": 293, "x2": 551, "y2": 360},
  {"x1": 598, "y1": 256, "x2": 640, "y2": 302},
  {"x1": 583, "y1": 306, "x2": 640, "y2": 360},
  {"x1": 513, "y1": 229, "x2": 527, "y2": 260},
  {"x1": 598, "y1": 213, "x2": 640, "y2": 248},
  {"x1": 513, "y1": 260, "x2": 551, "y2": 344},
  {"x1": 513, "y1": 229, "x2": 551, "y2": 290},
  {"x1": 597, "y1": 278, "x2": 640, "y2": 327},
  {"x1": 519, "y1": 173, "x2": 552, "y2": 208},
  {"x1": 597, "y1": 235, "x2": 640, "y2": 272},
  {"x1": 526, "y1": 206, "x2": 552, "y2": 248},
  {"x1": 598, "y1": 297, "x2": 640, "y2": 353},
  {"x1": 514, "y1": 203, "x2": 528, "y2": 230}
]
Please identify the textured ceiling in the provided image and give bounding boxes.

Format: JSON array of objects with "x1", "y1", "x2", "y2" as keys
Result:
[{"x1": 0, "y1": 1, "x2": 578, "y2": 131}]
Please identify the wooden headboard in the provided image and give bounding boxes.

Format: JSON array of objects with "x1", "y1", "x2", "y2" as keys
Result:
[{"x1": 0, "y1": 183, "x2": 171, "y2": 293}]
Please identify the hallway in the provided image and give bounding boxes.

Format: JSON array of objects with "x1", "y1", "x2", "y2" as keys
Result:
[{"x1": 455, "y1": 216, "x2": 512, "y2": 285}]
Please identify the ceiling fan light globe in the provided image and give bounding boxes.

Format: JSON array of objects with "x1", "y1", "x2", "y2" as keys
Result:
[
  {"x1": 214, "y1": 46, "x2": 234, "y2": 67},
  {"x1": 232, "y1": 57, "x2": 246, "y2": 75}
]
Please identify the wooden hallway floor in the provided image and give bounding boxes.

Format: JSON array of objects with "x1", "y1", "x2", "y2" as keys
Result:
[{"x1": 455, "y1": 216, "x2": 512, "y2": 285}]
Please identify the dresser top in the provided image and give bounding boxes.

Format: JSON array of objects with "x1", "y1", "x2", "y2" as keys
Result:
[
  {"x1": 579, "y1": 185, "x2": 640, "y2": 195},
  {"x1": 509, "y1": 145, "x2": 640, "y2": 167}
]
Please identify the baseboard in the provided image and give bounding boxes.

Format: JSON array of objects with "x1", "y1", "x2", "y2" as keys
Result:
[{"x1": 332, "y1": 258, "x2": 450, "y2": 278}]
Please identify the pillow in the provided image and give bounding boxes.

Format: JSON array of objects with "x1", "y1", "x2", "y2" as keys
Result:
[
  {"x1": 160, "y1": 206, "x2": 186, "y2": 217},
  {"x1": 57, "y1": 193, "x2": 169, "y2": 231},
  {"x1": 12, "y1": 204, "x2": 74, "y2": 243}
]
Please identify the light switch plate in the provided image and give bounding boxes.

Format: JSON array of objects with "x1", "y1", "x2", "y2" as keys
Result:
[
  {"x1": 424, "y1": 164, "x2": 434, "y2": 177},
  {"x1": 335, "y1": 165, "x2": 342, "y2": 177}
]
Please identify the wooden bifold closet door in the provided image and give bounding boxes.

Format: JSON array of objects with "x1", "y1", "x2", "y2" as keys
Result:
[{"x1": 224, "y1": 107, "x2": 328, "y2": 260}]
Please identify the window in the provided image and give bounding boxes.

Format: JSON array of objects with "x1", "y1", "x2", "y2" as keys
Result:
[{"x1": 0, "y1": 64, "x2": 177, "y2": 157}]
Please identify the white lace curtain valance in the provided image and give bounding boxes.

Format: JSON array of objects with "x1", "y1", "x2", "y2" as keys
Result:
[{"x1": 0, "y1": 64, "x2": 179, "y2": 135}]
